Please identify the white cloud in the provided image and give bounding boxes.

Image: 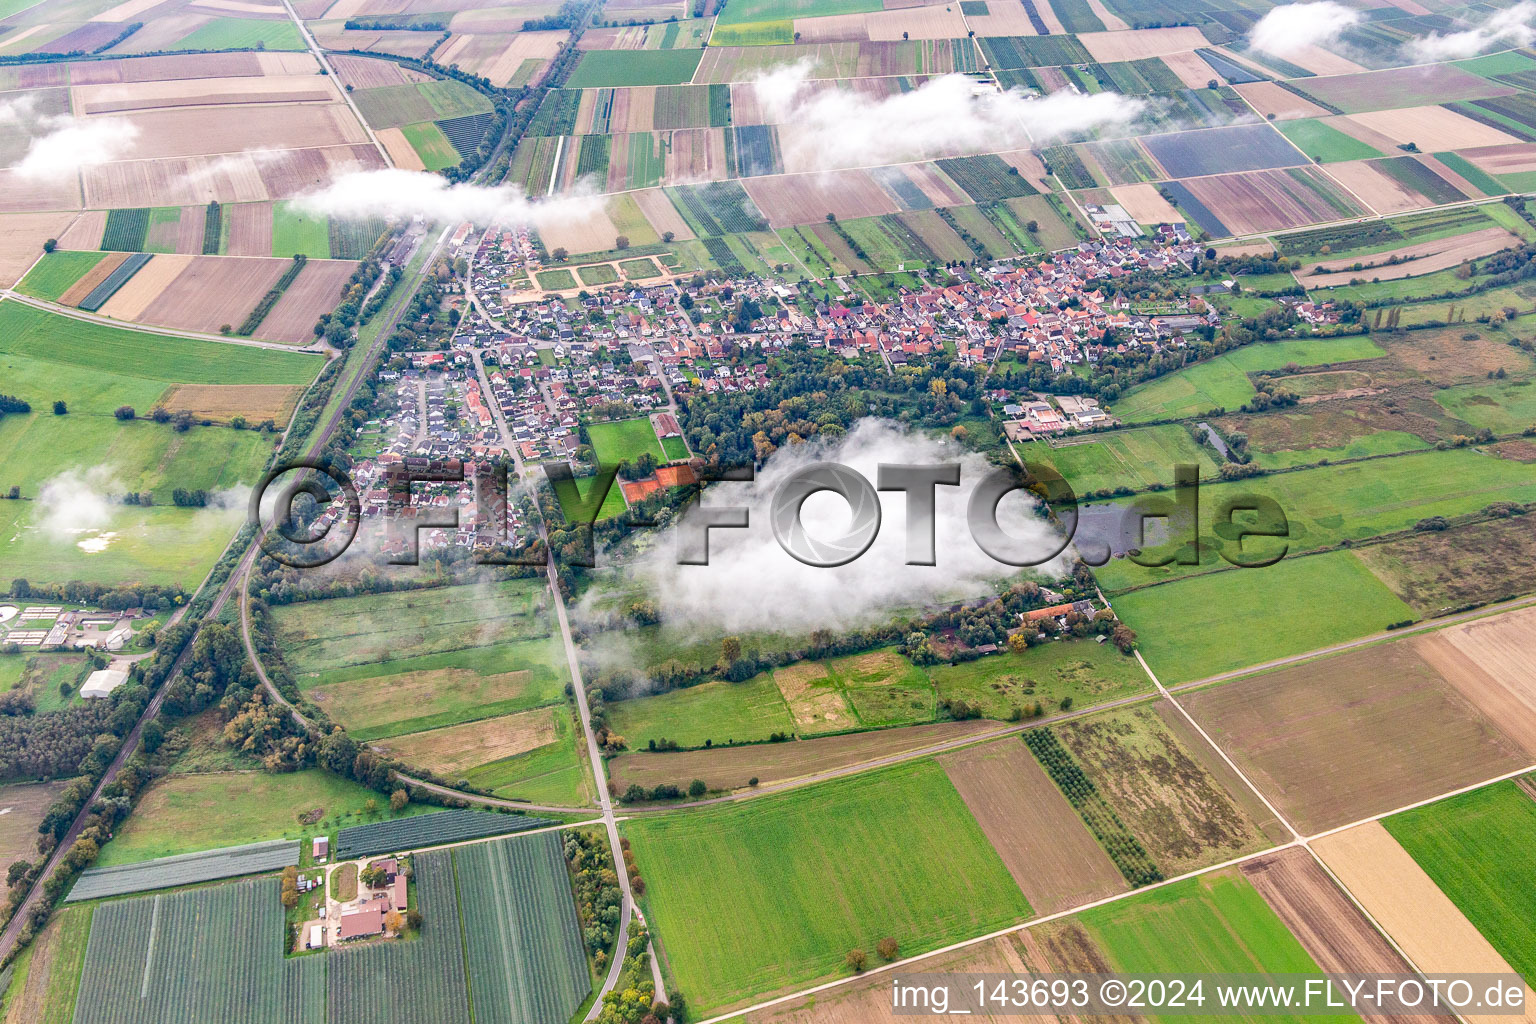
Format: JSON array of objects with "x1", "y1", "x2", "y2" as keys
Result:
[
  {"x1": 751, "y1": 64, "x2": 1144, "y2": 171},
  {"x1": 1405, "y1": 1, "x2": 1536, "y2": 61},
  {"x1": 1248, "y1": 1, "x2": 1362, "y2": 56},
  {"x1": 628, "y1": 419, "x2": 1068, "y2": 636},
  {"x1": 35, "y1": 467, "x2": 121, "y2": 539},
  {"x1": 15, "y1": 116, "x2": 137, "y2": 180},
  {"x1": 294, "y1": 168, "x2": 603, "y2": 228}
]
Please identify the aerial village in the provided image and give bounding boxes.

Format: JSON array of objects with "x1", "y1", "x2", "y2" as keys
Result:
[{"x1": 333, "y1": 216, "x2": 1340, "y2": 556}]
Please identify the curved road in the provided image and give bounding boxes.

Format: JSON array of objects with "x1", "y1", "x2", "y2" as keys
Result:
[{"x1": 0, "y1": 222, "x2": 454, "y2": 965}]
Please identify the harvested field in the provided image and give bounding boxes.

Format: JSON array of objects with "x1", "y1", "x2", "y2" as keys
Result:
[
  {"x1": 1108, "y1": 182, "x2": 1180, "y2": 224},
  {"x1": 1322, "y1": 159, "x2": 1440, "y2": 215},
  {"x1": 160, "y1": 382, "x2": 302, "y2": 423},
  {"x1": 904, "y1": 161, "x2": 970, "y2": 206},
  {"x1": 772, "y1": 661, "x2": 855, "y2": 734},
  {"x1": 94, "y1": 251, "x2": 192, "y2": 320},
  {"x1": 939, "y1": 739, "x2": 1126, "y2": 914},
  {"x1": 743, "y1": 169, "x2": 899, "y2": 227},
  {"x1": 74, "y1": 74, "x2": 338, "y2": 114},
  {"x1": 1460, "y1": 142, "x2": 1536, "y2": 176},
  {"x1": 1181, "y1": 641, "x2": 1528, "y2": 835},
  {"x1": 59, "y1": 251, "x2": 128, "y2": 306},
  {"x1": 742, "y1": 931, "x2": 1056, "y2": 1024},
  {"x1": 0, "y1": 780, "x2": 69, "y2": 867},
  {"x1": 84, "y1": 144, "x2": 385, "y2": 206},
  {"x1": 173, "y1": 205, "x2": 205, "y2": 254},
  {"x1": 373, "y1": 707, "x2": 561, "y2": 777},
  {"x1": 1296, "y1": 66, "x2": 1514, "y2": 114},
  {"x1": 111, "y1": 104, "x2": 369, "y2": 162},
  {"x1": 65, "y1": 53, "x2": 266, "y2": 85},
  {"x1": 666, "y1": 127, "x2": 729, "y2": 182},
  {"x1": 1233, "y1": 81, "x2": 1332, "y2": 120},
  {"x1": 1299, "y1": 225, "x2": 1519, "y2": 287},
  {"x1": 329, "y1": 54, "x2": 413, "y2": 90},
  {"x1": 377, "y1": 127, "x2": 425, "y2": 170},
  {"x1": 132, "y1": 255, "x2": 286, "y2": 334},
  {"x1": 224, "y1": 201, "x2": 272, "y2": 256},
  {"x1": 1314, "y1": 822, "x2": 1531, "y2": 1024},
  {"x1": 1339, "y1": 106, "x2": 1521, "y2": 151},
  {"x1": 633, "y1": 186, "x2": 693, "y2": 240},
  {"x1": 535, "y1": 201, "x2": 621, "y2": 257},
  {"x1": 0, "y1": 167, "x2": 81, "y2": 211},
  {"x1": 57, "y1": 210, "x2": 107, "y2": 251},
  {"x1": 1175, "y1": 167, "x2": 1362, "y2": 236},
  {"x1": 1077, "y1": 26, "x2": 1207, "y2": 62},
  {"x1": 0, "y1": 212, "x2": 82, "y2": 286},
  {"x1": 964, "y1": 5, "x2": 1046, "y2": 37},
  {"x1": 258, "y1": 257, "x2": 355, "y2": 343},
  {"x1": 608, "y1": 719, "x2": 999, "y2": 792},
  {"x1": 1415, "y1": 606, "x2": 1536, "y2": 758},
  {"x1": 1241, "y1": 847, "x2": 1432, "y2": 1024}
]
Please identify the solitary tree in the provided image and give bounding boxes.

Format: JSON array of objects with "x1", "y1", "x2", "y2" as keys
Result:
[
  {"x1": 877, "y1": 936, "x2": 899, "y2": 961},
  {"x1": 52, "y1": 400, "x2": 66, "y2": 416},
  {"x1": 688, "y1": 778, "x2": 707, "y2": 798},
  {"x1": 846, "y1": 948, "x2": 868, "y2": 973},
  {"x1": 42, "y1": 238, "x2": 56, "y2": 253}
]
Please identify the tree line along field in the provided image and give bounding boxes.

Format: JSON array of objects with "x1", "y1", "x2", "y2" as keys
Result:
[
  {"x1": 0, "y1": 301, "x2": 319, "y2": 588},
  {"x1": 604, "y1": 637, "x2": 1150, "y2": 752},
  {"x1": 54, "y1": 833, "x2": 590, "y2": 1024},
  {"x1": 1092, "y1": 446, "x2": 1536, "y2": 595}
]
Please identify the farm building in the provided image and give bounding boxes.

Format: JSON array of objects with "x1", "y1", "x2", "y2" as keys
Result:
[
  {"x1": 308, "y1": 924, "x2": 323, "y2": 950},
  {"x1": 338, "y1": 903, "x2": 385, "y2": 941},
  {"x1": 80, "y1": 667, "x2": 129, "y2": 699},
  {"x1": 312, "y1": 836, "x2": 328, "y2": 861}
]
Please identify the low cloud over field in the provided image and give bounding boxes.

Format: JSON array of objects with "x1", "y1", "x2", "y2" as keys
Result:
[
  {"x1": 13, "y1": 114, "x2": 137, "y2": 179},
  {"x1": 35, "y1": 467, "x2": 121, "y2": 539},
  {"x1": 753, "y1": 64, "x2": 1144, "y2": 170},
  {"x1": 628, "y1": 419, "x2": 1067, "y2": 635},
  {"x1": 1405, "y1": 1, "x2": 1536, "y2": 61},
  {"x1": 1248, "y1": 1, "x2": 1362, "y2": 56},
  {"x1": 296, "y1": 168, "x2": 602, "y2": 228}
]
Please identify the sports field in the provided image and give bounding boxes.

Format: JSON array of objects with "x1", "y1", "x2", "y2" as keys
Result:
[
  {"x1": 587, "y1": 416, "x2": 668, "y2": 466},
  {"x1": 625, "y1": 760, "x2": 1031, "y2": 1014},
  {"x1": 1383, "y1": 780, "x2": 1536, "y2": 980}
]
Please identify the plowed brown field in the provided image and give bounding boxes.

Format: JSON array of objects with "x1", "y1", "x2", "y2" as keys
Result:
[
  {"x1": 1416, "y1": 606, "x2": 1536, "y2": 756},
  {"x1": 939, "y1": 738, "x2": 1127, "y2": 914}
]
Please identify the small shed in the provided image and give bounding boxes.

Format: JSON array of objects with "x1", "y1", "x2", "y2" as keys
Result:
[
  {"x1": 312, "y1": 836, "x2": 328, "y2": 861},
  {"x1": 308, "y1": 924, "x2": 323, "y2": 949}
]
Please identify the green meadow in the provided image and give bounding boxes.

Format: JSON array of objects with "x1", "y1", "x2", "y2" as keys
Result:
[
  {"x1": 1384, "y1": 780, "x2": 1536, "y2": 980},
  {"x1": 625, "y1": 760, "x2": 1031, "y2": 1014}
]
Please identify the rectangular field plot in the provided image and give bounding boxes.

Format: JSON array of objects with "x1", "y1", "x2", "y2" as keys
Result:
[
  {"x1": 1240, "y1": 848, "x2": 1428, "y2": 999},
  {"x1": 335, "y1": 808, "x2": 554, "y2": 860},
  {"x1": 1356, "y1": 515, "x2": 1536, "y2": 618},
  {"x1": 73, "y1": 879, "x2": 324, "y2": 1024},
  {"x1": 453, "y1": 832, "x2": 591, "y2": 1024},
  {"x1": 1077, "y1": 870, "x2": 1339, "y2": 1021},
  {"x1": 1180, "y1": 641, "x2": 1530, "y2": 835},
  {"x1": 15, "y1": 250, "x2": 108, "y2": 301},
  {"x1": 1415, "y1": 605, "x2": 1536, "y2": 756},
  {"x1": 1019, "y1": 425, "x2": 1219, "y2": 496},
  {"x1": 1141, "y1": 123, "x2": 1305, "y2": 178},
  {"x1": 625, "y1": 760, "x2": 1031, "y2": 1014},
  {"x1": 1052, "y1": 704, "x2": 1276, "y2": 877},
  {"x1": 268, "y1": 579, "x2": 554, "y2": 676},
  {"x1": 1277, "y1": 118, "x2": 1384, "y2": 163},
  {"x1": 1315, "y1": 821, "x2": 1530, "y2": 1016},
  {"x1": 1383, "y1": 780, "x2": 1536, "y2": 981},
  {"x1": 607, "y1": 673, "x2": 797, "y2": 749},
  {"x1": 1290, "y1": 65, "x2": 1515, "y2": 114},
  {"x1": 67, "y1": 840, "x2": 300, "y2": 902},
  {"x1": 304, "y1": 639, "x2": 568, "y2": 740},
  {"x1": 1170, "y1": 167, "x2": 1364, "y2": 237},
  {"x1": 566, "y1": 48, "x2": 703, "y2": 88},
  {"x1": 940, "y1": 738, "x2": 1129, "y2": 914},
  {"x1": 1111, "y1": 550, "x2": 1416, "y2": 684},
  {"x1": 929, "y1": 639, "x2": 1150, "y2": 721}
]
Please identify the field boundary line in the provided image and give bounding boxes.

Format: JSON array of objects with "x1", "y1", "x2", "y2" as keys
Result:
[
  {"x1": 1134, "y1": 650, "x2": 1302, "y2": 839},
  {"x1": 691, "y1": 750, "x2": 1536, "y2": 1024},
  {"x1": 139, "y1": 894, "x2": 161, "y2": 999}
]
